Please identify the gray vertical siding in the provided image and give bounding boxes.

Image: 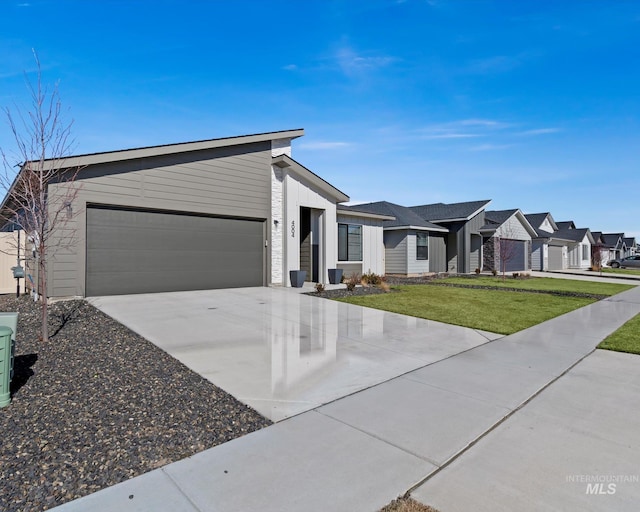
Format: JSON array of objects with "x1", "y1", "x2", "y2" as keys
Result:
[
  {"x1": 47, "y1": 141, "x2": 272, "y2": 297},
  {"x1": 384, "y1": 231, "x2": 407, "y2": 274},
  {"x1": 469, "y1": 234, "x2": 482, "y2": 271},
  {"x1": 429, "y1": 233, "x2": 447, "y2": 273},
  {"x1": 446, "y1": 230, "x2": 459, "y2": 272},
  {"x1": 463, "y1": 212, "x2": 485, "y2": 274}
]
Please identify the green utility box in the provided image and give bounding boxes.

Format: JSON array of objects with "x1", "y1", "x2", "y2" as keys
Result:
[
  {"x1": 0, "y1": 312, "x2": 18, "y2": 381},
  {"x1": 0, "y1": 326, "x2": 13, "y2": 407}
]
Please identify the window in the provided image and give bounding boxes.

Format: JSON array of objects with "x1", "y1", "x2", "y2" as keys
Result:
[
  {"x1": 582, "y1": 244, "x2": 589, "y2": 261},
  {"x1": 338, "y1": 223, "x2": 362, "y2": 261},
  {"x1": 416, "y1": 232, "x2": 429, "y2": 260}
]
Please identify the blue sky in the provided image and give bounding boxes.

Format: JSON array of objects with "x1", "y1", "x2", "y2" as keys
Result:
[{"x1": 1, "y1": 0, "x2": 639, "y2": 237}]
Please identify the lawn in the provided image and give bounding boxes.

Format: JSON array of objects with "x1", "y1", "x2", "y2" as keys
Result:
[
  {"x1": 441, "y1": 276, "x2": 633, "y2": 296},
  {"x1": 598, "y1": 313, "x2": 640, "y2": 355},
  {"x1": 338, "y1": 284, "x2": 596, "y2": 335},
  {"x1": 599, "y1": 267, "x2": 640, "y2": 276}
]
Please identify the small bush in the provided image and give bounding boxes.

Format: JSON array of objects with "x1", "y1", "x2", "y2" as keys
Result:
[
  {"x1": 315, "y1": 283, "x2": 325, "y2": 294},
  {"x1": 512, "y1": 272, "x2": 520, "y2": 279},
  {"x1": 474, "y1": 268, "x2": 481, "y2": 275},
  {"x1": 346, "y1": 273, "x2": 360, "y2": 292},
  {"x1": 491, "y1": 269, "x2": 498, "y2": 277},
  {"x1": 361, "y1": 271, "x2": 384, "y2": 286}
]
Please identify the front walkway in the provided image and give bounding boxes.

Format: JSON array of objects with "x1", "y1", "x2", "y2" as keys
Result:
[{"x1": 54, "y1": 285, "x2": 640, "y2": 511}]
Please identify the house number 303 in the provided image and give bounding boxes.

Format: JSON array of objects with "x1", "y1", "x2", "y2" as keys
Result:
[{"x1": 290, "y1": 220, "x2": 295, "y2": 238}]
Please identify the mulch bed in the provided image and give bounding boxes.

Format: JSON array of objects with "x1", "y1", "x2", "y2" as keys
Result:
[{"x1": 0, "y1": 296, "x2": 271, "y2": 512}]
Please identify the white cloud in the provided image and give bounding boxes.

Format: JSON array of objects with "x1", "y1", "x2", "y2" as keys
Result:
[
  {"x1": 335, "y1": 47, "x2": 397, "y2": 76},
  {"x1": 468, "y1": 143, "x2": 513, "y2": 151},
  {"x1": 517, "y1": 127, "x2": 561, "y2": 136},
  {"x1": 298, "y1": 141, "x2": 351, "y2": 150},
  {"x1": 420, "y1": 133, "x2": 481, "y2": 140},
  {"x1": 457, "y1": 118, "x2": 510, "y2": 128},
  {"x1": 416, "y1": 118, "x2": 511, "y2": 141},
  {"x1": 282, "y1": 64, "x2": 297, "y2": 71}
]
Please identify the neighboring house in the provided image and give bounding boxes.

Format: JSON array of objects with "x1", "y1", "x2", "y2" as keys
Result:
[
  {"x1": 0, "y1": 129, "x2": 389, "y2": 297},
  {"x1": 480, "y1": 209, "x2": 537, "y2": 272},
  {"x1": 595, "y1": 233, "x2": 626, "y2": 265},
  {"x1": 553, "y1": 223, "x2": 595, "y2": 269},
  {"x1": 409, "y1": 200, "x2": 491, "y2": 273},
  {"x1": 623, "y1": 237, "x2": 637, "y2": 257},
  {"x1": 524, "y1": 212, "x2": 573, "y2": 271},
  {"x1": 339, "y1": 201, "x2": 449, "y2": 275}
]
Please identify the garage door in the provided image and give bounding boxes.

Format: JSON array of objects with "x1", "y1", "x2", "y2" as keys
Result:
[
  {"x1": 548, "y1": 246, "x2": 563, "y2": 270},
  {"x1": 504, "y1": 240, "x2": 527, "y2": 272},
  {"x1": 86, "y1": 206, "x2": 265, "y2": 296}
]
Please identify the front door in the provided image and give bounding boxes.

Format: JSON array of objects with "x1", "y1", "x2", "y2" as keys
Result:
[{"x1": 299, "y1": 207, "x2": 323, "y2": 282}]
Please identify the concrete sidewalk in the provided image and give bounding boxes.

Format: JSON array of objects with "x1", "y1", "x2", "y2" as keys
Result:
[
  {"x1": 52, "y1": 286, "x2": 640, "y2": 512},
  {"x1": 532, "y1": 269, "x2": 640, "y2": 285},
  {"x1": 412, "y1": 349, "x2": 640, "y2": 511}
]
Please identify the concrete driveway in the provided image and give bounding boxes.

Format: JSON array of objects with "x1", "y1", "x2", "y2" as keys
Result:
[{"x1": 89, "y1": 287, "x2": 499, "y2": 421}]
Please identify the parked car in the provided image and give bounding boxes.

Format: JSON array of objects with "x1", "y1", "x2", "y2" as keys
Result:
[{"x1": 609, "y1": 255, "x2": 640, "y2": 268}]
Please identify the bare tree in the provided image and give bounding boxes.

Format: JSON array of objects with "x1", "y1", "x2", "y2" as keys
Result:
[
  {"x1": 591, "y1": 242, "x2": 605, "y2": 275},
  {"x1": 495, "y1": 236, "x2": 520, "y2": 280},
  {"x1": 0, "y1": 52, "x2": 81, "y2": 342}
]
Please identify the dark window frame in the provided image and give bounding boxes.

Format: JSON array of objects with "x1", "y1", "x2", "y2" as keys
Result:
[
  {"x1": 416, "y1": 232, "x2": 429, "y2": 260},
  {"x1": 338, "y1": 223, "x2": 363, "y2": 261}
]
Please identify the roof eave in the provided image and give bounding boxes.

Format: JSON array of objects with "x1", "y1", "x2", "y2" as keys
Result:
[
  {"x1": 42, "y1": 128, "x2": 306, "y2": 169},
  {"x1": 384, "y1": 225, "x2": 449, "y2": 233},
  {"x1": 336, "y1": 208, "x2": 395, "y2": 221},
  {"x1": 273, "y1": 154, "x2": 349, "y2": 203}
]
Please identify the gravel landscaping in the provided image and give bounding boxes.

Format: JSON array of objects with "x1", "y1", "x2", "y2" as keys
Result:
[{"x1": 0, "y1": 296, "x2": 271, "y2": 512}]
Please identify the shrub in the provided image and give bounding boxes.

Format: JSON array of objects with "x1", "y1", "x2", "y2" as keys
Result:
[
  {"x1": 512, "y1": 272, "x2": 519, "y2": 279},
  {"x1": 475, "y1": 268, "x2": 481, "y2": 275},
  {"x1": 361, "y1": 271, "x2": 383, "y2": 286},
  {"x1": 491, "y1": 269, "x2": 498, "y2": 277},
  {"x1": 346, "y1": 273, "x2": 360, "y2": 292}
]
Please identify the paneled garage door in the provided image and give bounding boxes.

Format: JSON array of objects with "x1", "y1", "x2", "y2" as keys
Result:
[
  {"x1": 548, "y1": 245, "x2": 564, "y2": 270},
  {"x1": 86, "y1": 206, "x2": 265, "y2": 296},
  {"x1": 504, "y1": 240, "x2": 527, "y2": 272}
]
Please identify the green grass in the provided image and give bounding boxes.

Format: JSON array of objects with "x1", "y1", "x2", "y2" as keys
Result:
[
  {"x1": 598, "y1": 313, "x2": 640, "y2": 355},
  {"x1": 338, "y1": 285, "x2": 596, "y2": 335},
  {"x1": 599, "y1": 267, "x2": 640, "y2": 276},
  {"x1": 442, "y1": 276, "x2": 633, "y2": 296}
]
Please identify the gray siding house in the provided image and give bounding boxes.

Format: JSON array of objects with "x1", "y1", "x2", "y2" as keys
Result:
[
  {"x1": 1, "y1": 129, "x2": 389, "y2": 298},
  {"x1": 480, "y1": 209, "x2": 537, "y2": 272},
  {"x1": 525, "y1": 213, "x2": 594, "y2": 270},
  {"x1": 409, "y1": 200, "x2": 491, "y2": 274},
  {"x1": 340, "y1": 202, "x2": 449, "y2": 275}
]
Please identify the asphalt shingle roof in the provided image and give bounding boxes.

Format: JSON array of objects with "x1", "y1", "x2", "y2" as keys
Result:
[
  {"x1": 409, "y1": 199, "x2": 491, "y2": 222},
  {"x1": 480, "y1": 209, "x2": 518, "y2": 230},
  {"x1": 342, "y1": 202, "x2": 447, "y2": 231},
  {"x1": 552, "y1": 227, "x2": 590, "y2": 243},
  {"x1": 524, "y1": 212, "x2": 564, "y2": 238},
  {"x1": 555, "y1": 221, "x2": 576, "y2": 230},
  {"x1": 600, "y1": 233, "x2": 625, "y2": 248}
]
